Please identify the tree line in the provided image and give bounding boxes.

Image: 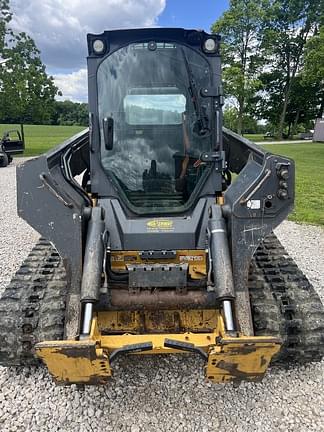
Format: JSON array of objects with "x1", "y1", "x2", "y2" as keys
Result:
[
  {"x1": 0, "y1": 1, "x2": 88, "y2": 126},
  {"x1": 212, "y1": 0, "x2": 324, "y2": 137},
  {"x1": 0, "y1": 0, "x2": 323, "y2": 134},
  {"x1": 0, "y1": 96, "x2": 89, "y2": 126}
]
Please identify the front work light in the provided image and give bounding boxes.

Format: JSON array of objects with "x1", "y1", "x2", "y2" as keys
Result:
[
  {"x1": 203, "y1": 38, "x2": 217, "y2": 53},
  {"x1": 93, "y1": 39, "x2": 105, "y2": 54}
]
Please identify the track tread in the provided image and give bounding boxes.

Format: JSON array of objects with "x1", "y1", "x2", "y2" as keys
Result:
[
  {"x1": 0, "y1": 239, "x2": 67, "y2": 366},
  {"x1": 249, "y1": 233, "x2": 324, "y2": 364}
]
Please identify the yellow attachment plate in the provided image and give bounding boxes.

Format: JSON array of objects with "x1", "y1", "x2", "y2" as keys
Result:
[
  {"x1": 35, "y1": 340, "x2": 111, "y2": 385},
  {"x1": 206, "y1": 337, "x2": 280, "y2": 383},
  {"x1": 110, "y1": 249, "x2": 206, "y2": 279},
  {"x1": 35, "y1": 314, "x2": 281, "y2": 385}
]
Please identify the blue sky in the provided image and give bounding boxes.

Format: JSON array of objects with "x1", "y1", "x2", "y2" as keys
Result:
[
  {"x1": 11, "y1": 0, "x2": 229, "y2": 101},
  {"x1": 158, "y1": 0, "x2": 229, "y2": 31}
]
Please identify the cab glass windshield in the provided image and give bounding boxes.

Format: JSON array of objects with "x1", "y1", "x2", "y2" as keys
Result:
[{"x1": 98, "y1": 42, "x2": 213, "y2": 213}]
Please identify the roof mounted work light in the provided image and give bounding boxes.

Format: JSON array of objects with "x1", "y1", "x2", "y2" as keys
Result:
[
  {"x1": 93, "y1": 39, "x2": 105, "y2": 55},
  {"x1": 202, "y1": 38, "x2": 217, "y2": 54}
]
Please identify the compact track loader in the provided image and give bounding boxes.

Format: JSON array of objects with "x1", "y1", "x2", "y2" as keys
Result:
[{"x1": 1, "y1": 28, "x2": 323, "y2": 384}]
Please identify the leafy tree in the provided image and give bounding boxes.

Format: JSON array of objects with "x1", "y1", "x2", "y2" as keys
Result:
[
  {"x1": 302, "y1": 26, "x2": 324, "y2": 119},
  {"x1": 0, "y1": 2, "x2": 59, "y2": 125},
  {"x1": 212, "y1": 0, "x2": 268, "y2": 134},
  {"x1": 52, "y1": 100, "x2": 88, "y2": 126},
  {"x1": 261, "y1": 0, "x2": 323, "y2": 137},
  {"x1": 223, "y1": 106, "x2": 260, "y2": 133},
  {"x1": 255, "y1": 70, "x2": 321, "y2": 136},
  {"x1": 0, "y1": 0, "x2": 11, "y2": 51},
  {"x1": 223, "y1": 106, "x2": 238, "y2": 131},
  {"x1": 286, "y1": 75, "x2": 322, "y2": 135},
  {"x1": 304, "y1": 26, "x2": 324, "y2": 84}
]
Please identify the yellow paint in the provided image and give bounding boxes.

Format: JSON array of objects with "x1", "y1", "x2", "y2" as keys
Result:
[
  {"x1": 217, "y1": 195, "x2": 224, "y2": 205},
  {"x1": 36, "y1": 340, "x2": 111, "y2": 385},
  {"x1": 206, "y1": 338, "x2": 280, "y2": 383},
  {"x1": 91, "y1": 197, "x2": 97, "y2": 207},
  {"x1": 97, "y1": 309, "x2": 219, "y2": 334},
  {"x1": 92, "y1": 314, "x2": 218, "y2": 354},
  {"x1": 35, "y1": 312, "x2": 281, "y2": 385},
  {"x1": 110, "y1": 249, "x2": 207, "y2": 279},
  {"x1": 100, "y1": 332, "x2": 215, "y2": 353},
  {"x1": 146, "y1": 219, "x2": 173, "y2": 230}
]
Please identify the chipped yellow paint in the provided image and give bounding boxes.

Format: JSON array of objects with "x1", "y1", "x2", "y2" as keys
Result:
[
  {"x1": 35, "y1": 313, "x2": 281, "y2": 385},
  {"x1": 91, "y1": 314, "x2": 219, "y2": 354},
  {"x1": 206, "y1": 338, "x2": 280, "y2": 383},
  {"x1": 97, "y1": 309, "x2": 219, "y2": 334},
  {"x1": 35, "y1": 340, "x2": 111, "y2": 384}
]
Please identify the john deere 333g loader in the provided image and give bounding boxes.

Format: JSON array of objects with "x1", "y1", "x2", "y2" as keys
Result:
[{"x1": 1, "y1": 28, "x2": 323, "y2": 384}]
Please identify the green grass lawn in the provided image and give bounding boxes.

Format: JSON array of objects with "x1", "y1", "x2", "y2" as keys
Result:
[
  {"x1": 244, "y1": 133, "x2": 301, "y2": 142},
  {"x1": 262, "y1": 143, "x2": 324, "y2": 225},
  {"x1": 243, "y1": 133, "x2": 265, "y2": 142},
  {"x1": 0, "y1": 124, "x2": 85, "y2": 156}
]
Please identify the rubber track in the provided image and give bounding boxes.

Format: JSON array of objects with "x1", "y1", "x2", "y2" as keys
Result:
[
  {"x1": 0, "y1": 239, "x2": 67, "y2": 366},
  {"x1": 249, "y1": 233, "x2": 324, "y2": 364}
]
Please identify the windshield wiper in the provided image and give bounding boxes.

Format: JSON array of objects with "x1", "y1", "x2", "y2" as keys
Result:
[{"x1": 180, "y1": 48, "x2": 209, "y2": 136}]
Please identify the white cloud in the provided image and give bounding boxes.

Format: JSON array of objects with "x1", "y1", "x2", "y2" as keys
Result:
[
  {"x1": 10, "y1": 0, "x2": 166, "y2": 102},
  {"x1": 11, "y1": 0, "x2": 166, "y2": 69},
  {"x1": 54, "y1": 68, "x2": 88, "y2": 102}
]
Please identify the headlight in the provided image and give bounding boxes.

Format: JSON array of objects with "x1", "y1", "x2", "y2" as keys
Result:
[
  {"x1": 93, "y1": 39, "x2": 105, "y2": 54},
  {"x1": 203, "y1": 38, "x2": 217, "y2": 53}
]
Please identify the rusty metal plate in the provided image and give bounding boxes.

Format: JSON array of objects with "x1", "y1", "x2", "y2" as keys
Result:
[
  {"x1": 206, "y1": 337, "x2": 280, "y2": 383},
  {"x1": 35, "y1": 340, "x2": 111, "y2": 385}
]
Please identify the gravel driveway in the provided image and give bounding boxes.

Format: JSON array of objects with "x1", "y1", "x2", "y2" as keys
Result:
[{"x1": 0, "y1": 159, "x2": 323, "y2": 432}]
